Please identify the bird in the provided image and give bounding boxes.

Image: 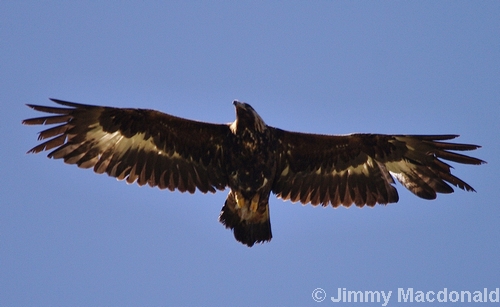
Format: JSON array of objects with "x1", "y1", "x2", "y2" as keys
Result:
[{"x1": 23, "y1": 98, "x2": 485, "y2": 247}]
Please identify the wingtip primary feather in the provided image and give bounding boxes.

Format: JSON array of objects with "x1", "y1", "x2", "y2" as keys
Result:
[{"x1": 49, "y1": 98, "x2": 86, "y2": 108}]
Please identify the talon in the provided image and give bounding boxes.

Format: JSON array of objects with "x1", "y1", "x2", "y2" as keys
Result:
[
  {"x1": 250, "y1": 194, "x2": 260, "y2": 212},
  {"x1": 235, "y1": 191, "x2": 246, "y2": 209}
]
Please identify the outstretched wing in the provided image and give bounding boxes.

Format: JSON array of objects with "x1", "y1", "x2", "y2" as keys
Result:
[
  {"x1": 23, "y1": 98, "x2": 230, "y2": 193},
  {"x1": 271, "y1": 130, "x2": 484, "y2": 207}
]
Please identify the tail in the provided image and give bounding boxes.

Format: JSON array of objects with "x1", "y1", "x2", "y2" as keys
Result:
[{"x1": 218, "y1": 191, "x2": 272, "y2": 247}]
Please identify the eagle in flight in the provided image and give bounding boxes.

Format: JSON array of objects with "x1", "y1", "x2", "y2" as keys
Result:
[{"x1": 23, "y1": 99, "x2": 484, "y2": 247}]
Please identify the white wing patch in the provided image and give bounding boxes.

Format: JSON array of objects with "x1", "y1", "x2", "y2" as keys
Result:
[{"x1": 49, "y1": 123, "x2": 181, "y2": 181}]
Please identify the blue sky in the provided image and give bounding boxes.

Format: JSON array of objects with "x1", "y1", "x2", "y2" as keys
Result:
[{"x1": 1, "y1": 1, "x2": 499, "y2": 306}]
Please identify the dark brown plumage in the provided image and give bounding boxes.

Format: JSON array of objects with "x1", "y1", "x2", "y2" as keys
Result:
[{"x1": 23, "y1": 98, "x2": 485, "y2": 247}]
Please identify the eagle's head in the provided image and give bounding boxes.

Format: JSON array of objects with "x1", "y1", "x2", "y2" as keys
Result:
[{"x1": 230, "y1": 100, "x2": 266, "y2": 134}]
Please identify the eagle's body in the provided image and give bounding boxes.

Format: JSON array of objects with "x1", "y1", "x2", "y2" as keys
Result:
[
  {"x1": 23, "y1": 99, "x2": 485, "y2": 247},
  {"x1": 221, "y1": 102, "x2": 277, "y2": 245}
]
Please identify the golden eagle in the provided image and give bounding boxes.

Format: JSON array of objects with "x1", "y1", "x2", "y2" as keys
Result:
[{"x1": 23, "y1": 99, "x2": 484, "y2": 247}]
